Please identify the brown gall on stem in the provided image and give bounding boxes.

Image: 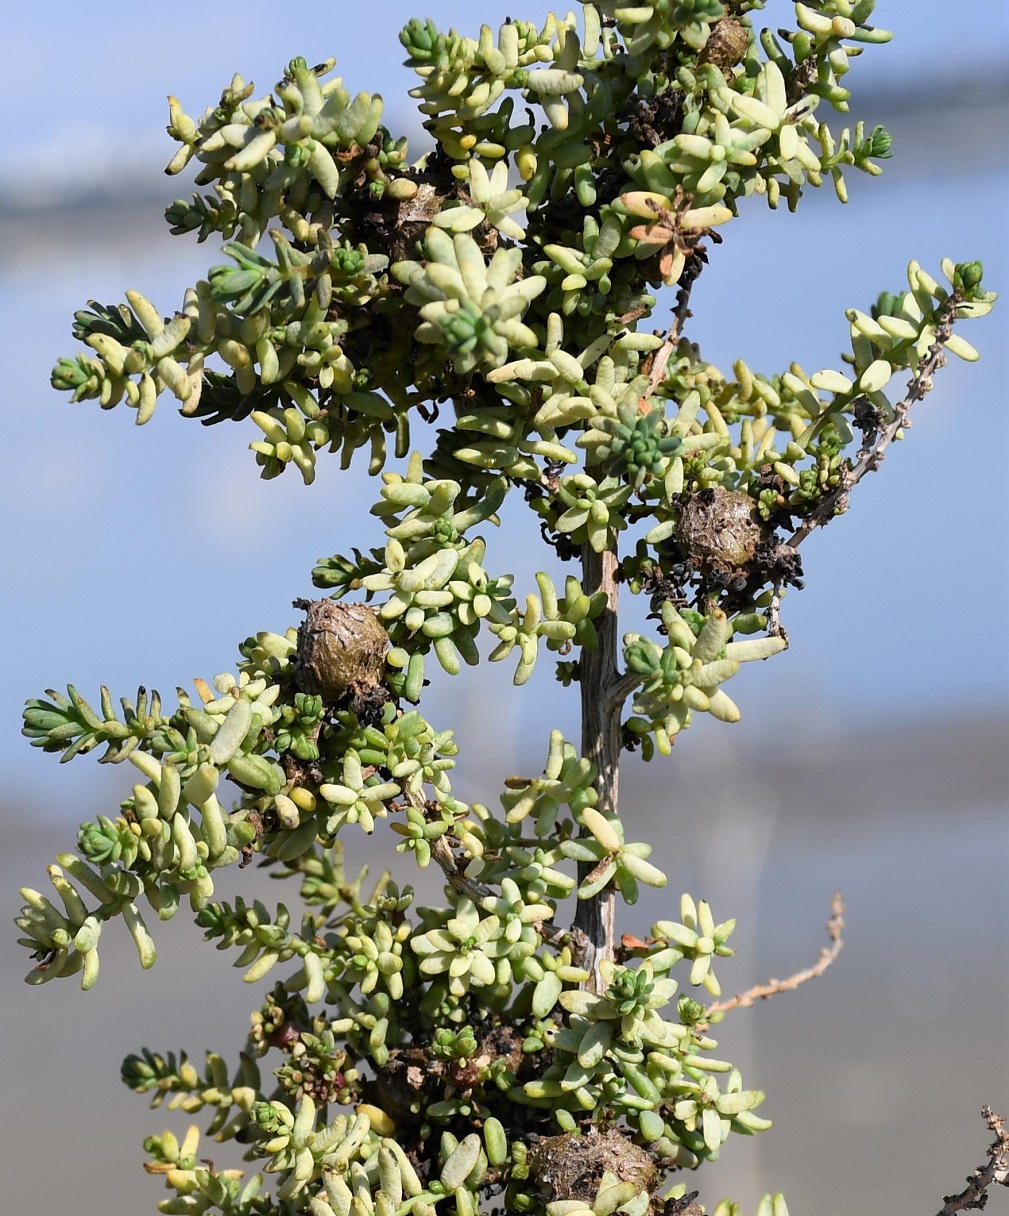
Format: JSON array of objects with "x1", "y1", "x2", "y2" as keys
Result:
[{"x1": 293, "y1": 598, "x2": 390, "y2": 710}]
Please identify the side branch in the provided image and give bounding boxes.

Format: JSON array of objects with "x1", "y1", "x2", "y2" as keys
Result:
[
  {"x1": 639, "y1": 256, "x2": 702, "y2": 406},
  {"x1": 788, "y1": 292, "x2": 963, "y2": 549},
  {"x1": 426, "y1": 821, "x2": 580, "y2": 954},
  {"x1": 705, "y1": 891, "x2": 845, "y2": 1017},
  {"x1": 934, "y1": 1107, "x2": 1009, "y2": 1216}
]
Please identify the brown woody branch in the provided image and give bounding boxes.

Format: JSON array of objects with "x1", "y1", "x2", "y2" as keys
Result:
[
  {"x1": 423, "y1": 811, "x2": 583, "y2": 956},
  {"x1": 574, "y1": 540, "x2": 621, "y2": 990},
  {"x1": 788, "y1": 291, "x2": 963, "y2": 550},
  {"x1": 639, "y1": 256, "x2": 701, "y2": 407},
  {"x1": 705, "y1": 890, "x2": 845, "y2": 1017},
  {"x1": 934, "y1": 1106, "x2": 1009, "y2": 1215},
  {"x1": 568, "y1": 255, "x2": 707, "y2": 991}
]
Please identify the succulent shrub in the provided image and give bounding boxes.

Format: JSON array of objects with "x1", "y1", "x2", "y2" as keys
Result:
[{"x1": 17, "y1": 4, "x2": 995, "y2": 1215}]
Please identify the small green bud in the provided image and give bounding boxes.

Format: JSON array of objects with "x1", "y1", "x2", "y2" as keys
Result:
[
  {"x1": 954, "y1": 260, "x2": 984, "y2": 296},
  {"x1": 863, "y1": 124, "x2": 893, "y2": 159}
]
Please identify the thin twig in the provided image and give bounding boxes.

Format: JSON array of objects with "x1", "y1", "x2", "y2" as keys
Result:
[
  {"x1": 764, "y1": 586, "x2": 787, "y2": 643},
  {"x1": 934, "y1": 1106, "x2": 1009, "y2": 1215},
  {"x1": 640, "y1": 269, "x2": 699, "y2": 406},
  {"x1": 705, "y1": 890, "x2": 845, "y2": 1017},
  {"x1": 426, "y1": 824, "x2": 580, "y2": 955},
  {"x1": 788, "y1": 291, "x2": 962, "y2": 549}
]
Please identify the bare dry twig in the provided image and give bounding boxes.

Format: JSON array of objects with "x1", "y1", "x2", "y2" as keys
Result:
[
  {"x1": 934, "y1": 1106, "x2": 1009, "y2": 1216},
  {"x1": 705, "y1": 890, "x2": 845, "y2": 1017}
]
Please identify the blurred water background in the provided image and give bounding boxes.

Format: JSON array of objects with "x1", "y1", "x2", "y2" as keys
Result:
[{"x1": 2, "y1": 4, "x2": 1007, "y2": 1214}]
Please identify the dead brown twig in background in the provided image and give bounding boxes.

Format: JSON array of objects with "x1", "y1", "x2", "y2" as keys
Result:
[
  {"x1": 934, "y1": 1106, "x2": 1009, "y2": 1215},
  {"x1": 705, "y1": 890, "x2": 845, "y2": 1017}
]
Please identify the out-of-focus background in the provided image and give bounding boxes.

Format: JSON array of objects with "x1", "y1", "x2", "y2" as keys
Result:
[{"x1": 2, "y1": 4, "x2": 1007, "y2": 1214}]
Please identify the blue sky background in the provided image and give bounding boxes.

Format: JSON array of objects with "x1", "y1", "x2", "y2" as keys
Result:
[
  {"x1": 2, "y1": 0, "x2": 1007, "y2": 201},
  {"x1": 2, "y1": 1, "x2": 1007, "y2": 814}
]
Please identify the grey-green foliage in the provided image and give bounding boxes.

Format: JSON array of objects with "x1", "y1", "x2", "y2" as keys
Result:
[{"x1": 18, "y1": 4, "x2": 996, "y2": 1216}]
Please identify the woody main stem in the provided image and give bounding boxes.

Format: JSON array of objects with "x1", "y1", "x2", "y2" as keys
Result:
[{"x1": 574, "y1": 540, "x2": 622, "y2": 991}]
